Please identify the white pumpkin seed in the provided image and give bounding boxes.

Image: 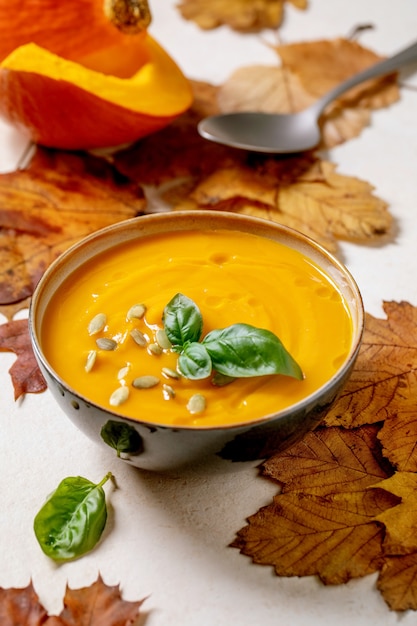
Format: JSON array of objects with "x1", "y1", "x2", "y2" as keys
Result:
[
  {"x1": 148, "y1": 342, "x2": 163, "y2": 356},
  {"x1": 126, "y1": 303, "x2": 147, "y2": 320},
  {"x1": 162, "y1": 384, "x2": 176, "y2": 400},
  {"x1": 109, "y1": 386, "x2": 129, "y2": 406},
  {"x1": 155, "y1": 328, "x2": 172, "y2": 350},
  {"x1": 88, "y1": 313, "x2": 107, "y2": 335},
  {"x1": 187, "y1": 394, "x2": 206, "y2": 414},
  {"x1": 84, "y1": 350, "x2": 97, "y2": 373},
  {"x1": 130, "y1": 328, "x2": 147, "y2": 347},
  {"x1": 118, "y1": 365, "x2": 130, "y2": 380},
  {"x1": 132, "y1": 375, "x2": 160, "y2": 389},
  {"x1": 96, "y1": 337, "x2": 117, "y2": 351},
  {"x1": 161, "y1": 367, "x2": 180, "y2": 380}
]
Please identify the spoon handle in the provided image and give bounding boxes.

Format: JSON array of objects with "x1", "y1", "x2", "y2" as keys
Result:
[{"x1": 315, "y1": 39, "x2": 417, "y2": 114}]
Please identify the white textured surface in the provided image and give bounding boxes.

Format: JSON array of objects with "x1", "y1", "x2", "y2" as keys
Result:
[{"x1": 1, "y1": 1, "x2": 417, "y2": 624}]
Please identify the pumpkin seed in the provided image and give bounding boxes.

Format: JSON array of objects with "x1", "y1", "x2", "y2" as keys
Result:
[
  {"x1": 84, "y1": 350, "x2": 97, "y2": 373},
  {"x1": 162, "y1": 384, "x2": 176, "y2": 400},
  {"x1": 130, "y1": 328, "x2": 147, "y2": 347},
  {"x1": 187, "y1": 394, "x2": 206, "y2": 415},
  {"x1": 109, "y1": 386, "x2": 129, "y2": 406},
  {"x1": 132, "y1": 375, "x2": 160, "y2": 389},
  {"x1": 88, "y1": 313, "x2": 107, "y2": 335},
  {"x1": 118, "y1": 366, "x2": 130, "y2": 380},
  {"x1": 148, "y1": 342, "x2": 163, "y2": 356},
  {"x1": 96, "y1": 337, "x2": 117, "y2": 351},
  {"x1": 155, "y1": 328, "x2": 172, "y2": 350},
  {"x1": 161, "y1": 367, "x2": 180, "y2": 380},
  {"x1": 126, "y1": 303, "x2": 146, "y2": 321}
]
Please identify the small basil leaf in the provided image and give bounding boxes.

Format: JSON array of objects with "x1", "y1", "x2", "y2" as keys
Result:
[
  {"x1": 33, "y1": 473, "x2": 112, "y2": 562},
  {"x1": 203, "y1": 323, "x2": 303, "y2": 379},
  {"x1": 178, "y1": 342, "x2": 212, "y2": 380},
  {"x1": 163, "y1": 293, "x2": 203, "y2": 349},
  {"x1": 100, "y1": 420, "x2": 143, "y2": 457}
]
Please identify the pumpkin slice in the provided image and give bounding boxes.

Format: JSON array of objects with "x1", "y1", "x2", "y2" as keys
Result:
[
  {"x1": 0, "y1": 0, "x2": 151, "y2": 63},
  {"x1": 0, "y1": 35, "x2": 193, "y2": 149}
]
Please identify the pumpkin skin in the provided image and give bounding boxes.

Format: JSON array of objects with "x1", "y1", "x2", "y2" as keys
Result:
[
  {"x1": 0, "y1": 1, "x2": 192, "y2": 149},
  {"x1": 0, "y1": 0, "x2": 150, "y2": 63}
]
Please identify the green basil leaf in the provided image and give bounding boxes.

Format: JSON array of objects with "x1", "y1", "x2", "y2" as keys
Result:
[
  {"x1": 163, "y1": 293, "x2": 203, "y2": 349},
  {"x1": 100, "y1": 420, "x2": 143, "y2": 457},
  {"x1": 33, "y1": 473, "x2": 112, "y2": 562},
  {"x1": 178, "y1": 342, "x2": 212, "y2": 380},
  {"x1": 203, "y1": 323, "x2": 303, "y2": 379}
]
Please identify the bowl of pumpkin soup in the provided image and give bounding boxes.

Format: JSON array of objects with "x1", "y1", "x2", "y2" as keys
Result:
[{"x1": 29, "y1": 211, "x2": 364, "y2": 471}]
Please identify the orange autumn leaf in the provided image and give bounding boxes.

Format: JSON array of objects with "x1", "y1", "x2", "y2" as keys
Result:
[
  {"x1": 177, "y1": 0, "x2": 307, "y2": 32},
  {"x1": 232, "y1": 426, "x2": 399, "y2": 584},
  {"x1": 0, "y1": 147, "x2": 145, "y2": 317},
  {"x1": 218, "y1": 38, "x2": 400, "y2": 149},
  {"x1": 0, "y1": 318, "x2": 46, "y2": 399},
  {"x1": 323, "y1": 301, "x2": 417, "y2": 472},
  {"x1": 0, "y1": 575, "x2": 145, "y2": 625}
]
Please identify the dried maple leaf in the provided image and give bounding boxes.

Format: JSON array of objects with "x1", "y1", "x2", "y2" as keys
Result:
[
  {"x1": 57, "y1": 575, "x2": 144, "y2": 626},
  {"x1": 0, "y1": 580, "x2": 48, "y2": 625},
  {"x1": 0, "y1": 576, "x2": 145, "y2": 625},
  {"x1": 323, "y1": 301, "x2": 417, "y2": 472},
  {"x1": 0, "y1": 146, "x2": 145, "y2": 318},
  {"x1": 232, "y1": 425, "x2": 399, "y2": 584},
  {"x1": 218, "y1": 38, "x2": 400, "y2": 149},
  {"x1": 0, "y1": 318, "x2": 46, "y2": 399},
  {"x1": 177, "y1": 0, "x2": 307, "y2": 32}
]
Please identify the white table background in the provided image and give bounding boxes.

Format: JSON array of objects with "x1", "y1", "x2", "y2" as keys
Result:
[{"x1": 1, "y1": 1, "x2": 417, "y2": 624}]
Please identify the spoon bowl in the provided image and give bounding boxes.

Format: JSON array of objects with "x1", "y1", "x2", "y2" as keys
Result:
[{"x1": 198, "y1": 39, "x2": 417, "y2": 153}]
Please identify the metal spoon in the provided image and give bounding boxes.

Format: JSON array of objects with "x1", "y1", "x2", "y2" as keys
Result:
[{"x1": 198, "y1": 40, "x2": 417, "y2": 153}]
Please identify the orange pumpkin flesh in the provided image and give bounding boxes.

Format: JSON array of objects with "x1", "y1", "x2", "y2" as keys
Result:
[{"x1": 0, "y1": 36, "x2": 193, "y2": 149}]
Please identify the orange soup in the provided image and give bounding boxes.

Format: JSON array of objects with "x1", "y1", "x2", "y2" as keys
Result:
[{"x1": 41, "y1": 229, "x2": 353, "y2": 427}]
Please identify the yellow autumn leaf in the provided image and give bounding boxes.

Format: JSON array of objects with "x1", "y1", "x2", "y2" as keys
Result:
[{"x1": 374, "y1": 472, "x2": 417, "y2": 555}]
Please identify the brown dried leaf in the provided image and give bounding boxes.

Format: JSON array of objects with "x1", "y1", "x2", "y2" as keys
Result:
[
  {"x1": 263, "y1": 424, "x2": 393, "y2": 495},
  {"x1": 232, "y1": 490, "x2": 390, "y2": 584},
  {"x1": 377, "y1": 554, "x2": 417, "y2": 611},
  {"x1": 323, "y1": 302, "x2": 417, "y2": 472},
  {"x1": 0, "y1": 576, "x2": 145, "y2": 626},
  {"x1": 0, "y1": 318, "x2": 46, "y2": 399},
  {"x1": 218, "y1": 38, "x2": 400, "y2": 148},
  {"x1": 177, "y1": 0, "x2": 307, "y2": 32},
  {"x1": 0, "y1": 147, "x2": 145, "y2": 315},
  {"x1": 188, "y1": 157, "x2": 391, "y2": 253},
  {"x1": 232, "y1": 426, "x2": 398, "y2": 584}
]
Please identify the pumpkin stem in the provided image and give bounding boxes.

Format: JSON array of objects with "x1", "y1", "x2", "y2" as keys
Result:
[{"x1": 103, "y1": 0, "x2": 152, "y2": 33}]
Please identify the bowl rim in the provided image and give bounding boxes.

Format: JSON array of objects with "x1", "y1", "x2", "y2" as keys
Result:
[{"x1": 29, "y1": 210, "x2": 365, "y2": 432}]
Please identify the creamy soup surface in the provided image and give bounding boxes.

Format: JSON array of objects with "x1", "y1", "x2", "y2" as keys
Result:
[{"x1": 41, "y1": 229, "x2": 353, "y2": 427}]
